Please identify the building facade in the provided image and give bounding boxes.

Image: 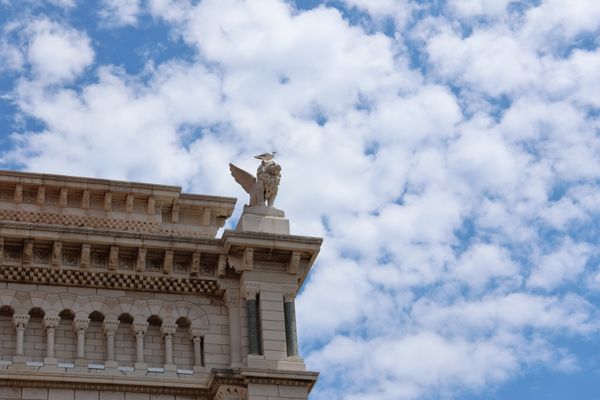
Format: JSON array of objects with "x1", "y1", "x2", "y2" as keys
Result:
[{"x1": 0, "y1": 170, "x2": 322, "y2": 400}]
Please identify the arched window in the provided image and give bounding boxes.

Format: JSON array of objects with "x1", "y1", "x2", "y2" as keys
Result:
[
  {"x1": 0, "y1": 306, "x2": 15, "y2": 361},
  {"x1": 26, "y1": 308, "x2": 45, "y2": 362},
  {"x1": 115, "y1": 314, "x2": 135, "y2": 367},
  {"x1": 174, "y1": 317, "x2": 194, "y2": 370},
  {"x1": 145, "y1": 315, "x2": 163, "y2": 368},
  {"x1": 56, "y1": 310, "x2": 76, "y2": 364},
  {"x1": 86, "y1": 311, "x2": 105, "y2": 365}
]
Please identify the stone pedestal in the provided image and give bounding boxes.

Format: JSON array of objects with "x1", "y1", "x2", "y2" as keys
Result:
[{"x1": 236, "y1": 205, "x2": 290, "y2": 235}]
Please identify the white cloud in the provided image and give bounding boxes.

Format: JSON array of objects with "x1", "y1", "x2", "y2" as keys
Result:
[
  {"x1": 2, "y1": 0, "x2": 600, "y2": 399},
  {"x1": 450, "y1": 243, "x2": 520, "y2": 291},
  {"x1": 100, "y1": 0, "x2": 142, "y2": 26},
  {"x1": 528, "y1": 239, "x2": 592, "y2": 290},
  {"x1": 25, "y1": 18, "x2": 94, "y2": 83}
]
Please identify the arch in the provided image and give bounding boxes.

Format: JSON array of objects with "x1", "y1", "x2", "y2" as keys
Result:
[{"x1": 0, "y1": 305, "x2": 14, "y2": 361}]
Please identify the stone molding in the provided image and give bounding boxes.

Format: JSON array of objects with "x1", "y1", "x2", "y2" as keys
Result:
[
  {"x1": 42, "y1": 315, "x2": 60, "y2": 330},
  {"x1": 103, "y1": 319, "x2": 119, "y2": 334}
]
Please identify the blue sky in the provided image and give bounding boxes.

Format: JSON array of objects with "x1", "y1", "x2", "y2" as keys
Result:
[{"x1": 1, "y1": 0, "x2": 600, "y2": 399}]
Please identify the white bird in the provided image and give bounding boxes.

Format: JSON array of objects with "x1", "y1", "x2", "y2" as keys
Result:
[{"x1": 255, "y1": 152, "x2": 277, "y2": 161}]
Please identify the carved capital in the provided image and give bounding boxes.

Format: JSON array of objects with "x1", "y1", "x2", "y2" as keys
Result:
[
  {"x1": 189, "y1": 326, "x2": 209, "y2": 339},
  {"x1": 242, "y1": 281, "x2": 260, "y2": 300},
  {"x1": 43, "y1": 316, "x2": 60, "y2": 330},
  {"x1": 282, "y1": 285, "x2": 297, "y2": 303},
  {"x1": 224, "y1": 289, "x2": 240, "y2": 307},
  {"x1": 287, "y1": 251, "x2": 301, "y2": 274},
  {"x1": 161, "y1": 322, "x2": 177, "y2": 336},
  {"x1": 132, "y1": 321, "x2": 149, "y2": 337},
  {"x1": 51, "y1": 241, "x2": 62, "y2": 267},
  {"x1": 13, "y1": 314, "x2": 30, "y2": 329},
  {"x1": 103, "y1": 320, "x2": 119, "y2": 335},
  {"x1": 73, "y1": 318, "x2": 90, "y2": 333}
]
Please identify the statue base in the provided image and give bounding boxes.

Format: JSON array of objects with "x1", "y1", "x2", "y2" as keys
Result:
[{"x1": 236, "y1": 205, "x2": 290, "y2": 235}]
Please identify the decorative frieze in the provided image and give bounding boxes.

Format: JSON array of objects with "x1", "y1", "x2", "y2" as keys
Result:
[{"x1": 0, "y1": 264, "x2": 219, "y2": 294}]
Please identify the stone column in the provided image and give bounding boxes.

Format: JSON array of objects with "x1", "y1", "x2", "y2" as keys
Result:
[
  {"x1": 73, "y1": 318, "x2": 90, "y2": 366},
  {"x1": 224, "y1": 288, "x2": 242, "y2": 367},
  {"x1": 161, "y1": 321, "x2": 177, "y2": 372},
  {"x1": 189, "y1": 326, "x2": 208, "y2": 370},
  {"x1": 132, "y1": 321, "x2": 149, "y2": 370},
  {"x1": 43, "y1": 315, "x2": 60, "y2": 364},
  {"x1": 103, "y1": 320, "x2": 119, "y2": 368},
  {"x1": 283, "y1": 287, "x2": 299, "y2": 358},
  {"x1": 243, "y1": 282, "x2": 260, "y2": 355},
  {"x1": 12, "y1": 314, "x2": 30, "y2": 363}
]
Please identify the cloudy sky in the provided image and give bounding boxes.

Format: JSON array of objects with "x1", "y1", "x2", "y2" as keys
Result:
[{"x1": 1, "y1": 0, "x2": 600, "y2": 398}]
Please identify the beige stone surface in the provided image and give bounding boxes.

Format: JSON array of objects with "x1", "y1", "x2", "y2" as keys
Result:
[{"x1": 0, "y1": 170, "x2": 322, "y2": 400}]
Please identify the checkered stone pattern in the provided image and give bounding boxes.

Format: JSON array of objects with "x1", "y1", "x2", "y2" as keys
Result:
[
  {"x1": 0, "y1": 209, "x2": 160, "y2": 234},
  {"x1": 0, "y1": 265, "x2": 219, "y2": 295}
]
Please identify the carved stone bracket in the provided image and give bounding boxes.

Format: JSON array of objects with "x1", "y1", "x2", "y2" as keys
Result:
[
  {"x1": 126, "y1": 194, "x2": 134, "y2": 213},
  {"x1": 51, "y1": 241, "x2": 62, "y2": 267},
  {"x1": 136, "y1": 248, "x2": 146, "y2": 273},
  {"x1": 163, "y1": 250, "x2": 173, "y2": 275},
  {"x1": 80, "y1": 243, "x2": 91, "y2": 269},
  {"x1": 59, "y1": 188, "x2": 68, "y2": 207},
  {"x1": 191, "y1": 251, "x2": 200, "y2": 276},
  {"x1": 287, "y1": 251, "x2": 301, "y2": 274},
  {"x1": 217, "y1": 254, "x2": 226, "y2": 277},
  {"x1": 81, "y1": 190, "x2": 90, "y2": 209},
  {"x1": 23, "y1": 239, "x2": 33, "y2": 266},
  {"x1": 109, "y1": 246, "x2": 119, "y2": 270},
  {"x1": 37, "y1": 186, "x2": 45, "y2": 205}
]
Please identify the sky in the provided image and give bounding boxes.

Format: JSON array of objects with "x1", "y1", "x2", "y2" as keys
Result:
[{"x1": 1, "y1": 0, "x2": 600, "y2": 399}]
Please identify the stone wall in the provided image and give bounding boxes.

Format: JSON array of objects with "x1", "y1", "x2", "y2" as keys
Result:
[{"x1": 0, "y1": 387, "x2": 209, "y2": 400}]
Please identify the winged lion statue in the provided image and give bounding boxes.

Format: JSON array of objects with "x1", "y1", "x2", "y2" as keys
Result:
[{"x1": 229, "y1": 152, "x2": 281, "y2": 207}]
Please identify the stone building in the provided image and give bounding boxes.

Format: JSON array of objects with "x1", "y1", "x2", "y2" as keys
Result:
[{"x1": 0, "y1": 170, "x2": 322, "y2": 400}]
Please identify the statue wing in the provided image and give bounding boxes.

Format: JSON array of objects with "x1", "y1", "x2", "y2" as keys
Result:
[{"x1": 229, "y1": 163, "x2": 256, "y2": 194}]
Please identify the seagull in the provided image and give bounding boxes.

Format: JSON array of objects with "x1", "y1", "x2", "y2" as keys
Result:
[{"x1": 255, "y1": 152, "x2": 277, "y2": 161}]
